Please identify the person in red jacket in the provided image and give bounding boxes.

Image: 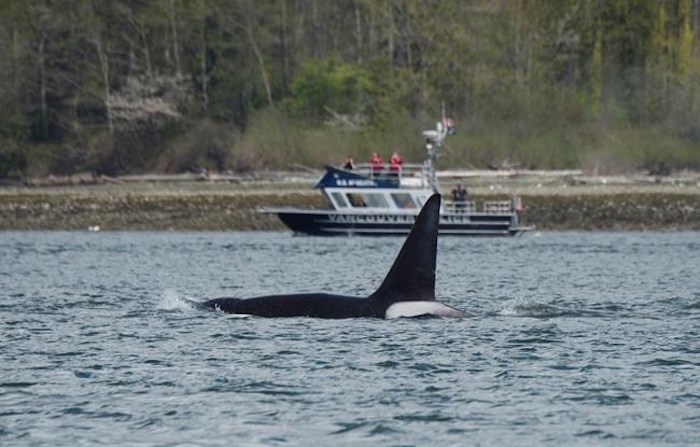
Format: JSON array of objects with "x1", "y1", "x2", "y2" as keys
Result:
[
  {"x1": 389, "y1": 152, "x2": 403, "y2": 176},
  {"x1": 369, "y1": 152, "x2": 384, "y2": 175}
]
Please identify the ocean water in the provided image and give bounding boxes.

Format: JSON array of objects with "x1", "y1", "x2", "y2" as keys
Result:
[{"x1": 1, "y1": 230, "x2": 699, "y2": 446}]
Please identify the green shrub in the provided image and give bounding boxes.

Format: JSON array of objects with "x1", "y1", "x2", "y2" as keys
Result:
[{"x1": 287, "y1": 59, "x2": 378, "y2": 123}]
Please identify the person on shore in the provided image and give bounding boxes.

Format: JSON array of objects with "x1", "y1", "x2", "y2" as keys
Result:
[{"x1": 451, "y1": 183, "x2": 468, "y2": 211}]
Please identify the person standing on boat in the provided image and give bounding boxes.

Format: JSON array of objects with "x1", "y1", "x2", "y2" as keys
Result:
[
  {"x1": 389, "y1": 152, "x2": 403, "y2": 177},
  {"x1": 451, "y1": 183, "x2": 468, "y2": 211},
  {"x1": 343, "y1": 157, "x2": 355, "y2": 170},
  {"x1": 369, "y1": 152, "x2": 384, "y2": 176}
]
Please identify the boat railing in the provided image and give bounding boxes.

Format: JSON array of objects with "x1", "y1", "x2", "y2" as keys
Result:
[
  {"x1": 444, "y1": 201, "x2": 477, "y2": 213},
  {"x1": 444, "y1": 200, "x2": 514, "y2": 214},
  {"x1": 483, "y1": 201, "x2": 514, "y2": 214},
  {"x1": 351, "y1": 163, "x2": 428, "y2": 187}
]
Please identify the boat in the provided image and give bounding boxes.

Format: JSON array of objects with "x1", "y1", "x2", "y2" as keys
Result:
[{"x1": 260, "y1": 115, "x2": 530, "y2": 236}]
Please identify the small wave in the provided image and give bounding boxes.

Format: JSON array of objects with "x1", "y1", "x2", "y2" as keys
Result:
[
  {"x1": 634, "y1": 358, "x2": 698, "y2": 367},
  {"x1": 330, "y1": 421, "x2": 402, "y2": 436},
  {"x1": 224, "y1": 313, "x2": 252, "y2": 319},
  {"x1": 331, "y1": 421, "x2": 371, "y2": 435},
  {"x1": 575, "y1": 429, "x2": 615, "y2": 439},
  {"x1": 0, "y1": 381, "x2": 37, "y2": 388},
  {"x1": 395, "y1": 412, "x2": 455, "y2": 423}
]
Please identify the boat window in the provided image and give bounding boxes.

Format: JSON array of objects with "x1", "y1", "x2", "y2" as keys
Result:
[
  {"x1": 365, "y1": 194, "x2": 389, "y2": 208},
  {"x1": 331, "y1": 192, "x2": 348, "y2": 208},
  {"x1": 363, "y1": 193, "x2": 389, "y2": 208},
  {"x1": 390, "y1": 193, "x2": 417, "y2": 209},
  {"x1": 346, "y1": 193, "x2": 367, "y2": 207},
  {"x1": 346, "y1": 193, "x2": 388, "y2": 208}
]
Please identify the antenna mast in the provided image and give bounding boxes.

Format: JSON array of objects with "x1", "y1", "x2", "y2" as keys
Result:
[{"x1": 421, "y1": 103, "x2": 454, "y2": 192}]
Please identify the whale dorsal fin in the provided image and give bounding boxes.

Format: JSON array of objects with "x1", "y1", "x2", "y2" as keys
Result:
[{"x1": 370, "y1": 194, "x2": 440, "y2": 306}]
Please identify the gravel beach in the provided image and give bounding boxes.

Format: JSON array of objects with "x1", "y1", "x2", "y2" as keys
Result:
[{"x1": 1, "y1": 171, "x2": 699, "y2": 231}]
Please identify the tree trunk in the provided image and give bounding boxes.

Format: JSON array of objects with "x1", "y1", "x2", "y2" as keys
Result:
[
  {"x1": 354, "y1": 1, "x2": 362, "y2": 64},
  {"x1": 246, "y1": 25, "x2": 274, "y2": 107},
  {"x1": 38, "y1": 31, "x2": 49, "y2": 140},
  {"x1": 141, "y1": 27, "x2": 153, "y2": 80},
  {"x1": 168, "y1": 0, "x2": 182, "y2": 77},
  {"x1": 201, "y1": 8, "x2": 208, "y2": 110},
  {"x1": 94, "y1": 36, "x2": 114, "y2": 137},
  {"x1": 280, "y1": 0, "x2": 289, "y2": 95}
]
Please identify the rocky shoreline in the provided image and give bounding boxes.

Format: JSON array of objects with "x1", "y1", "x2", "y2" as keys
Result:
[
  {"x1": 0, "y1": 190, "x2": 320, "y2": 231},
  {"x1": 1, "y1": 174, "x2": 699, "y2": 231}
]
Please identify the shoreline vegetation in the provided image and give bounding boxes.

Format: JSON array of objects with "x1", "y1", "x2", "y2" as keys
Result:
[
  {"x1": 2, "y1": 170, "x2": 699, "y2": 232},
  {"x1": 4, "y1": 2, "x2": 700, "y2": 184}
]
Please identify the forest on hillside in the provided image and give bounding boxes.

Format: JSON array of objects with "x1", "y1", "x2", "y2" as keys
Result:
[{"x1": 1, "y1": 0, "x2": 700, "y2": 178}]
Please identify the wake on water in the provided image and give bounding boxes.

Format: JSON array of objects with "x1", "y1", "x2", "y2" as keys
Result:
[
  {"x1": 156, "y1": 291, "x2": 201, "y2": 311},
  {"x1": 156, "y1": 291, "x2": 257, "y2": 318},
  {"x1": 493, "y1": 296, "x2": 604, "y2": 318}
]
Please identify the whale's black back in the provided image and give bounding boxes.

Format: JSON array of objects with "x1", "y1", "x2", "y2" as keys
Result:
[
  {"x1": 202, "y1": 194, "x2": 442, "y2": 318},
  {"x1": 205, "y1": 293, "x2": 375, "y2": 318}
]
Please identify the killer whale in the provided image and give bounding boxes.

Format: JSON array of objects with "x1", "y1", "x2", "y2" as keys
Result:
[{"x1": 201, "y1": 193, "x2": 463, "y2": 319}]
